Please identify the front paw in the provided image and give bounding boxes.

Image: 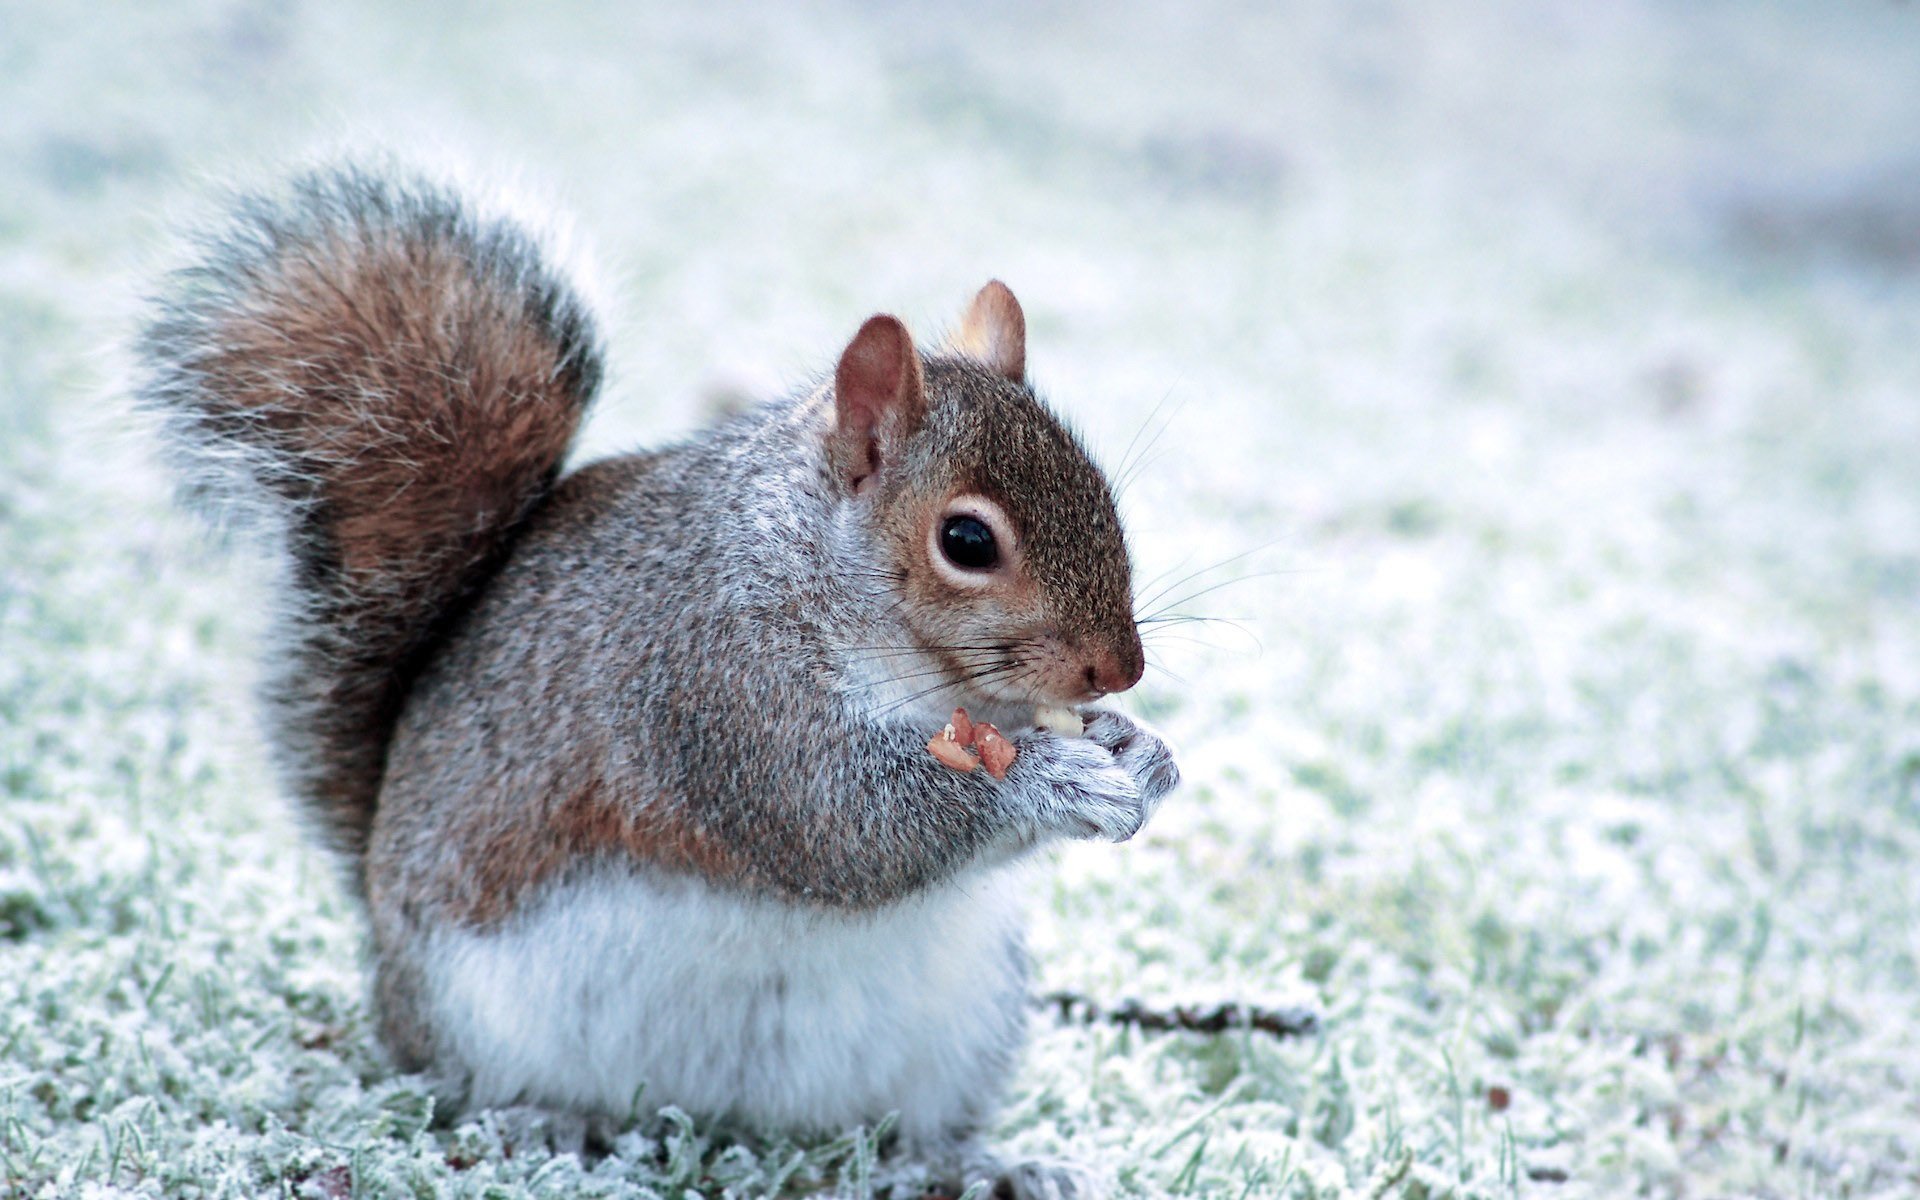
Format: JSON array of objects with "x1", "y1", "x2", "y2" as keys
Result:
[
  {"x1": 1081, "y1": 709, "x2": 1180, "y2": 821},
  {"x1": 1016, "y1": 733, "x2": 1147, "y2": 843}
]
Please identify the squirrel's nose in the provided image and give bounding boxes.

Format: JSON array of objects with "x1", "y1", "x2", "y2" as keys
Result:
[{"x1": 1085, "y1": 636, "x2": 1145, "y2": 696}]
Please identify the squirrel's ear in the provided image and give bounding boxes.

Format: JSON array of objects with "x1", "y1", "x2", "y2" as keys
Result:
[
  {"x1": 949, "y1": 280, "x2": 1026, "y2": 383},
  {"x1": 831, "y1": 314, "x2": 926, "y2": 494}
]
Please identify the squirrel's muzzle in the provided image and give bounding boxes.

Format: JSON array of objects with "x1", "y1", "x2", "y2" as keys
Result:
[{"x1": 1084, "y1": 630, "x2": 1146, "y2": 697}]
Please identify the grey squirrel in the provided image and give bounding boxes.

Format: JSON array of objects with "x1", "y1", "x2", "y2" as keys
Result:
[{"x1": 138, "y1": 164, "x2": 1179, "y2": 1199}]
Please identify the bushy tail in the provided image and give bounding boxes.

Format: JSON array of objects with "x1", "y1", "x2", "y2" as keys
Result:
[{"x1": 138, "y1": 164, "x2": 603, "y2": 893}]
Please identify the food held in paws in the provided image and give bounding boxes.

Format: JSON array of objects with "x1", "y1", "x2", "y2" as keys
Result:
[
  {"x1": 930, "y1": 706, "x2": 1016, "y2": 776},
  {"x1": 976, "y1": 724, "x2": 1016, "y2": 779},
  {"x1": 1034, "y1": 704, "x2": 1084, "y2": 737},
  {"x1": 927, "y1": 729, "x2": 979, "y2": 772}
]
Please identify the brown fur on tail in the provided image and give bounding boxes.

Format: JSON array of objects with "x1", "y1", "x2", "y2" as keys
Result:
[{"x1": 138, "y1": 165, "x2": 603, "y2": 895}]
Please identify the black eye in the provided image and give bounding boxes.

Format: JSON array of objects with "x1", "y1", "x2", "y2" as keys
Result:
[{"x1": 939, "y1": 515, "x2": 999, "y2": 570}]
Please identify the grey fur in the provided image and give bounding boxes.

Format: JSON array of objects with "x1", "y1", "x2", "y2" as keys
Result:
[
  {"x1": 142, "y1": 163, "x2": 1179, "y2": 1195},
  {"x1": 136, "y1": 164, "x2": 602, "y2": 894}
]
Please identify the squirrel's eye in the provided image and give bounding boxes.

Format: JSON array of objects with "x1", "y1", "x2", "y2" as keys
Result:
[{"x1": 939, "y1": 515, "x2": 999, "y2": 571}]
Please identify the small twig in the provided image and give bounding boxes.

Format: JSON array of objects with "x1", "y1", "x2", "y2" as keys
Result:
[{"x1": 1034, "y1": 991, "x2": 1320, "y2": 1041}]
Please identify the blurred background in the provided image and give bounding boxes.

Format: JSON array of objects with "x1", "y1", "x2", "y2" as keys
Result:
[{"x1": 3, "y1": 3, "x2": 1918, "y2": 1197}]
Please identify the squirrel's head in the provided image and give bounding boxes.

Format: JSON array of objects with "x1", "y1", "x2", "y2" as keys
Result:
[{"x1": 825, "y1": 282, "x2": 1144, "y2": 710}]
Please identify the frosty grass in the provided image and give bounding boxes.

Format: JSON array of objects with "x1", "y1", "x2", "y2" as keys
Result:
[{"x1": 4, "y1": 2, "x2": 1919, "y2": 1197}]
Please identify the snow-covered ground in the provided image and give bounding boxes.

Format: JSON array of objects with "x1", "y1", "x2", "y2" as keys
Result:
[{"x1": 4, "y1": 2, "x2": 1918, "y2": 1196}]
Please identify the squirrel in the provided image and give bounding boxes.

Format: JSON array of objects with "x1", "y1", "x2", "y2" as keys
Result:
[{"x1": 138, "y1": 163, "x2": 1179, "y2": 1199}]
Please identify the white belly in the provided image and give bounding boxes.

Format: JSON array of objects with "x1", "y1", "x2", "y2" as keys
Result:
[{"x1": 423, "y1": 861, "x2": 1035, "y2": 1142}]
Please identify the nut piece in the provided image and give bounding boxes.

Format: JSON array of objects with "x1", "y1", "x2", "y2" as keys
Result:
[
  {"x1": 949, "y1": 707, "x2": 977, "y2": 747},
  {"x1": 1034, "y1": 704, "x2": 1084, "y2": 737},
  {"x1": 975, "y1": 724, "x2": 1017, "y2": 779},
  {"x1": 927, "y1": 732, "x2": 979, "y2": 773}
]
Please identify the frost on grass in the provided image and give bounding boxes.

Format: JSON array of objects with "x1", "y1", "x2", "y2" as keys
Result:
[{"x1": 5, "y1": 1, "x2": 1920, "y2": 1197}]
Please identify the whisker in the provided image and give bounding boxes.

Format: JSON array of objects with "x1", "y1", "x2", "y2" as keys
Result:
[
  {"x1": 1140, "y1": 632, "x2": 1260, "y2": 658},
  {"x1": 1143, "y1": 659, "x2": 1190, "y2": 687},
  {"x1": 874, "y1": 661, "x2": 1027, "y2": 718},
  {"x1": 844, "y1": 648, "x2": 1000, "y2": 665},
  {"x1": 857, "y1": 658, "x2": 1007, "y2": 688},
  {"x1": 1137, "y1": 569, "x2": 1299, "y2": 623},
  {"x1": 1111, "y1": 388, "x2": 1189, "y2": 500},
  {"x1": 1113, "y1": 387, "x2": 1176, "y2": 483},
  {"x1": 885, "y1": 653, "x2": 1034, "y2": 711},
  {"x1": 1115, "y1": 444, "x2": 1174, "y2": 500},
  {"x1": 841, "y1": 639, "x2": 1037, "y2": 654},
  {"x1": 1132, "y1": 540, "x2": 1288, "y2": 618},
  {"x1": 1139, "y1": 614, "x2": 1262, "y2": 655},
  {"x1": 1131, "y1": 552, "x2": 1202, "y2": 607}
]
